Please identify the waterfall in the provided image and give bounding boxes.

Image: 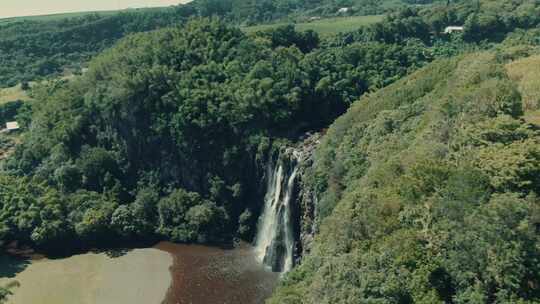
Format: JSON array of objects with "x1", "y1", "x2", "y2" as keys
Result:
[{"x1": 254, "y1": 152, "x2": 299, "y2": 273}]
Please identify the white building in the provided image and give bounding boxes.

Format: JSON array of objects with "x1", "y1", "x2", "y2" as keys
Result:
[
  {"x1": 338, "y1": 7, "x2": 350, "y2": 13},
  {"x1": 444, "y1": 26, "x2": 464, "y2": 34},
  {"x1": 5, "y1": 121, "x2": 20, "y2": 132}
]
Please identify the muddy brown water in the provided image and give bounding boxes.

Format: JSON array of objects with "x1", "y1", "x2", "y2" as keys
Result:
[
  {"x1": 0, "y1": 242, "x2": 279, "y2": 304},
  {"x1": 157, "y1": 242, "x2": 279, "y2": 304}
]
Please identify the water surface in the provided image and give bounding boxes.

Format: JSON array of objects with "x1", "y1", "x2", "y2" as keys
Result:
[
  {"x1": 0, "y1": 248, "x2": 172, "y2": 304},
  {"x1": 0, "y1": 242, "x2": 278, "y2": 304},
  {"x1": 158, "y1": 242, "x2": 279, "y2": 304}
]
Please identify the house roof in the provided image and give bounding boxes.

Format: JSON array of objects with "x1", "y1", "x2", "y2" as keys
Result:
[
  {"x1": 444, "y1": 26, "x2": 464, "y2": 33},
  {"x1": 6, "y1": 121, "x2": 19, "y2": 130}
]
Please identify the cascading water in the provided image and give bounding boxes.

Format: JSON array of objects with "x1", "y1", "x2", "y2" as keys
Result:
[{"x1": 254, "y1": 151, "x2": 299, "y2": 273}]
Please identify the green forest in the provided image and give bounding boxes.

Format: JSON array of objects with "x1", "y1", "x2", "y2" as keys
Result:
[
  {"x1": 1, "y1": 17, "x2": 433, "y2": 249},
  {"x1": 270, "y1": 49, "x2": 540, "y2": 304},
  {"x1": 0, "y1": 0, "x2": 447, "y2": 88},
  {"x1": 0, "y1": 0, "x2": 540, "y2": 302}
]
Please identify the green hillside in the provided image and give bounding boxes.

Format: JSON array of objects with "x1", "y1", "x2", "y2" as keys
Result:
[
  {"x1": 0, "y1": 11, "x2": 120, "y2": 25},
  {"x1": 0, "y1": 6, "x2": 197, "y2": 88},
  {"x1": 0, "y1": 0, "x2": 540, "y2": 302},
  {"x1": 270, "y1": 47, "x2": 540, "y2": 304},
  {"x1": 0, "y1": 16, "x2": 435, "y2": 250},
  {"x1": 1, "y1": 0, "x2": 539, "y2": 260},
  {"x1": 0, "y1": 6, "x2": 178, "y2": 25},
  {"x1": 0, "y1": 0, "x2": 443, "y2": 88}
]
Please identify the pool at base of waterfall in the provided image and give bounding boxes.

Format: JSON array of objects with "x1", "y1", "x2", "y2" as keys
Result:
[
  {"x1": 0, "y1": 242, "x2": 278, "y2": 304},
  {"x1": 158, "y1": 242, "x2": 279, "y2": 304}
]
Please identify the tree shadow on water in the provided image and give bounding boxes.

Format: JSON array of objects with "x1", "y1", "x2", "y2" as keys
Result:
[
  {"x1": 91, "y1": 248, "x2": 131, "y2": 259},
  {"x1": 0, "y1": 255, "x2": 30, "y2": 279}
]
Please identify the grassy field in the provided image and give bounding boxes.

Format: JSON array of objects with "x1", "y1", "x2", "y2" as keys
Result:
[
  {"x1": 506, "y1": 52, "x2": 540, "y2": 125},
  {"x1": 506, "y1": 53, "x2": 540, "y2": 110},
  {"x1": 0, "y1": 72, "x2": 81, "y2": 104},
  {"x1": 0, "y1": 85, "x2": 31, "y2": 105},
  {"x1": 244, "y1": 15, "x2": 384, "y2": 36}
]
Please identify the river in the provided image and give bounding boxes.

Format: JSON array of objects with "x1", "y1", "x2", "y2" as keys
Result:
[{"x1": 0, "y1": 242, "x2": 278, "y2": 304}]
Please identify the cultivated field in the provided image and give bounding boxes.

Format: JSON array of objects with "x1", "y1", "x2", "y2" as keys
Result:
[{"x1": 244, "y1": 15, "x2": 384, "y2": 36}]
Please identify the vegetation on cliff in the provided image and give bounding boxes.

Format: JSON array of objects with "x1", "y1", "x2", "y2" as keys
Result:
[
  {"x1": 0, "y1": 0, "x2": 539, "y2": 302},
  {"x1": 270, "y1": 46, "x2": 540, "y2": 303},
  {"x1": 0, "y1": 17, "x2": 433, "y2": 250}
]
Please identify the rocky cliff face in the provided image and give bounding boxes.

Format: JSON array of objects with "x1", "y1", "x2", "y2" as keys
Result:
[
  {"x1": 253, "y1": 132, "x2": 322, "y2": 272},
  {"x1": 291, "y1": 132, "x2": 322, "y2": 261}
]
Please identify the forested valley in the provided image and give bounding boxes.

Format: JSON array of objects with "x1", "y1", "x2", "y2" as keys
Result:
[
  {"x1": 1, "y1": 0, "x2": 540, "y2": 303},
  {"x1": 0, "y1": 0, "x2": 469, "y2": 88}
]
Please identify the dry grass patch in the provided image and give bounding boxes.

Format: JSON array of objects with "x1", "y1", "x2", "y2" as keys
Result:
[
  {"x1": 0, "y1": 85, "x2": 31, "y2": 105},
  {"x1": 506, "y1": 54, "x2": 540, "y2": 112},
  {"x1": 523, "y1": 110, "x2": 540, "y2": 126}
]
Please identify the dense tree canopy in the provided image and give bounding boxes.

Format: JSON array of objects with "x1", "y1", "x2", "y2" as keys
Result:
[
  {"x1": 1, "y1": 0, "x2": 538, "y2": 255},
  {"x1": 331, "y1": 0, "x2": 540, "y2": 47},
  {"x1": 0, "y1": 0, "x2": 439, "y2": 88},
  {"x1": 189, "y1": 0, "x2": 442, "y2": 24},
  {"x1": 270, "y1": 49, "x2": 540, "y2": 303},
  {"x1": 0, "y1": 0, "x2": 539, "y2": 302},
  {"x1": 0, "y1": 18, "x2": 433, "y2": 250},
  {"x1": 1, "y1": 0, "x2": 538, "y2": 89},
  {"x1": 0, "y1": 8, "x2": 195, "y2": 87}
]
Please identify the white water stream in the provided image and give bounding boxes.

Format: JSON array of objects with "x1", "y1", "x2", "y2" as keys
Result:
[{"x1": 254, "y1": 154, "x2": 299, "y2": 273}]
